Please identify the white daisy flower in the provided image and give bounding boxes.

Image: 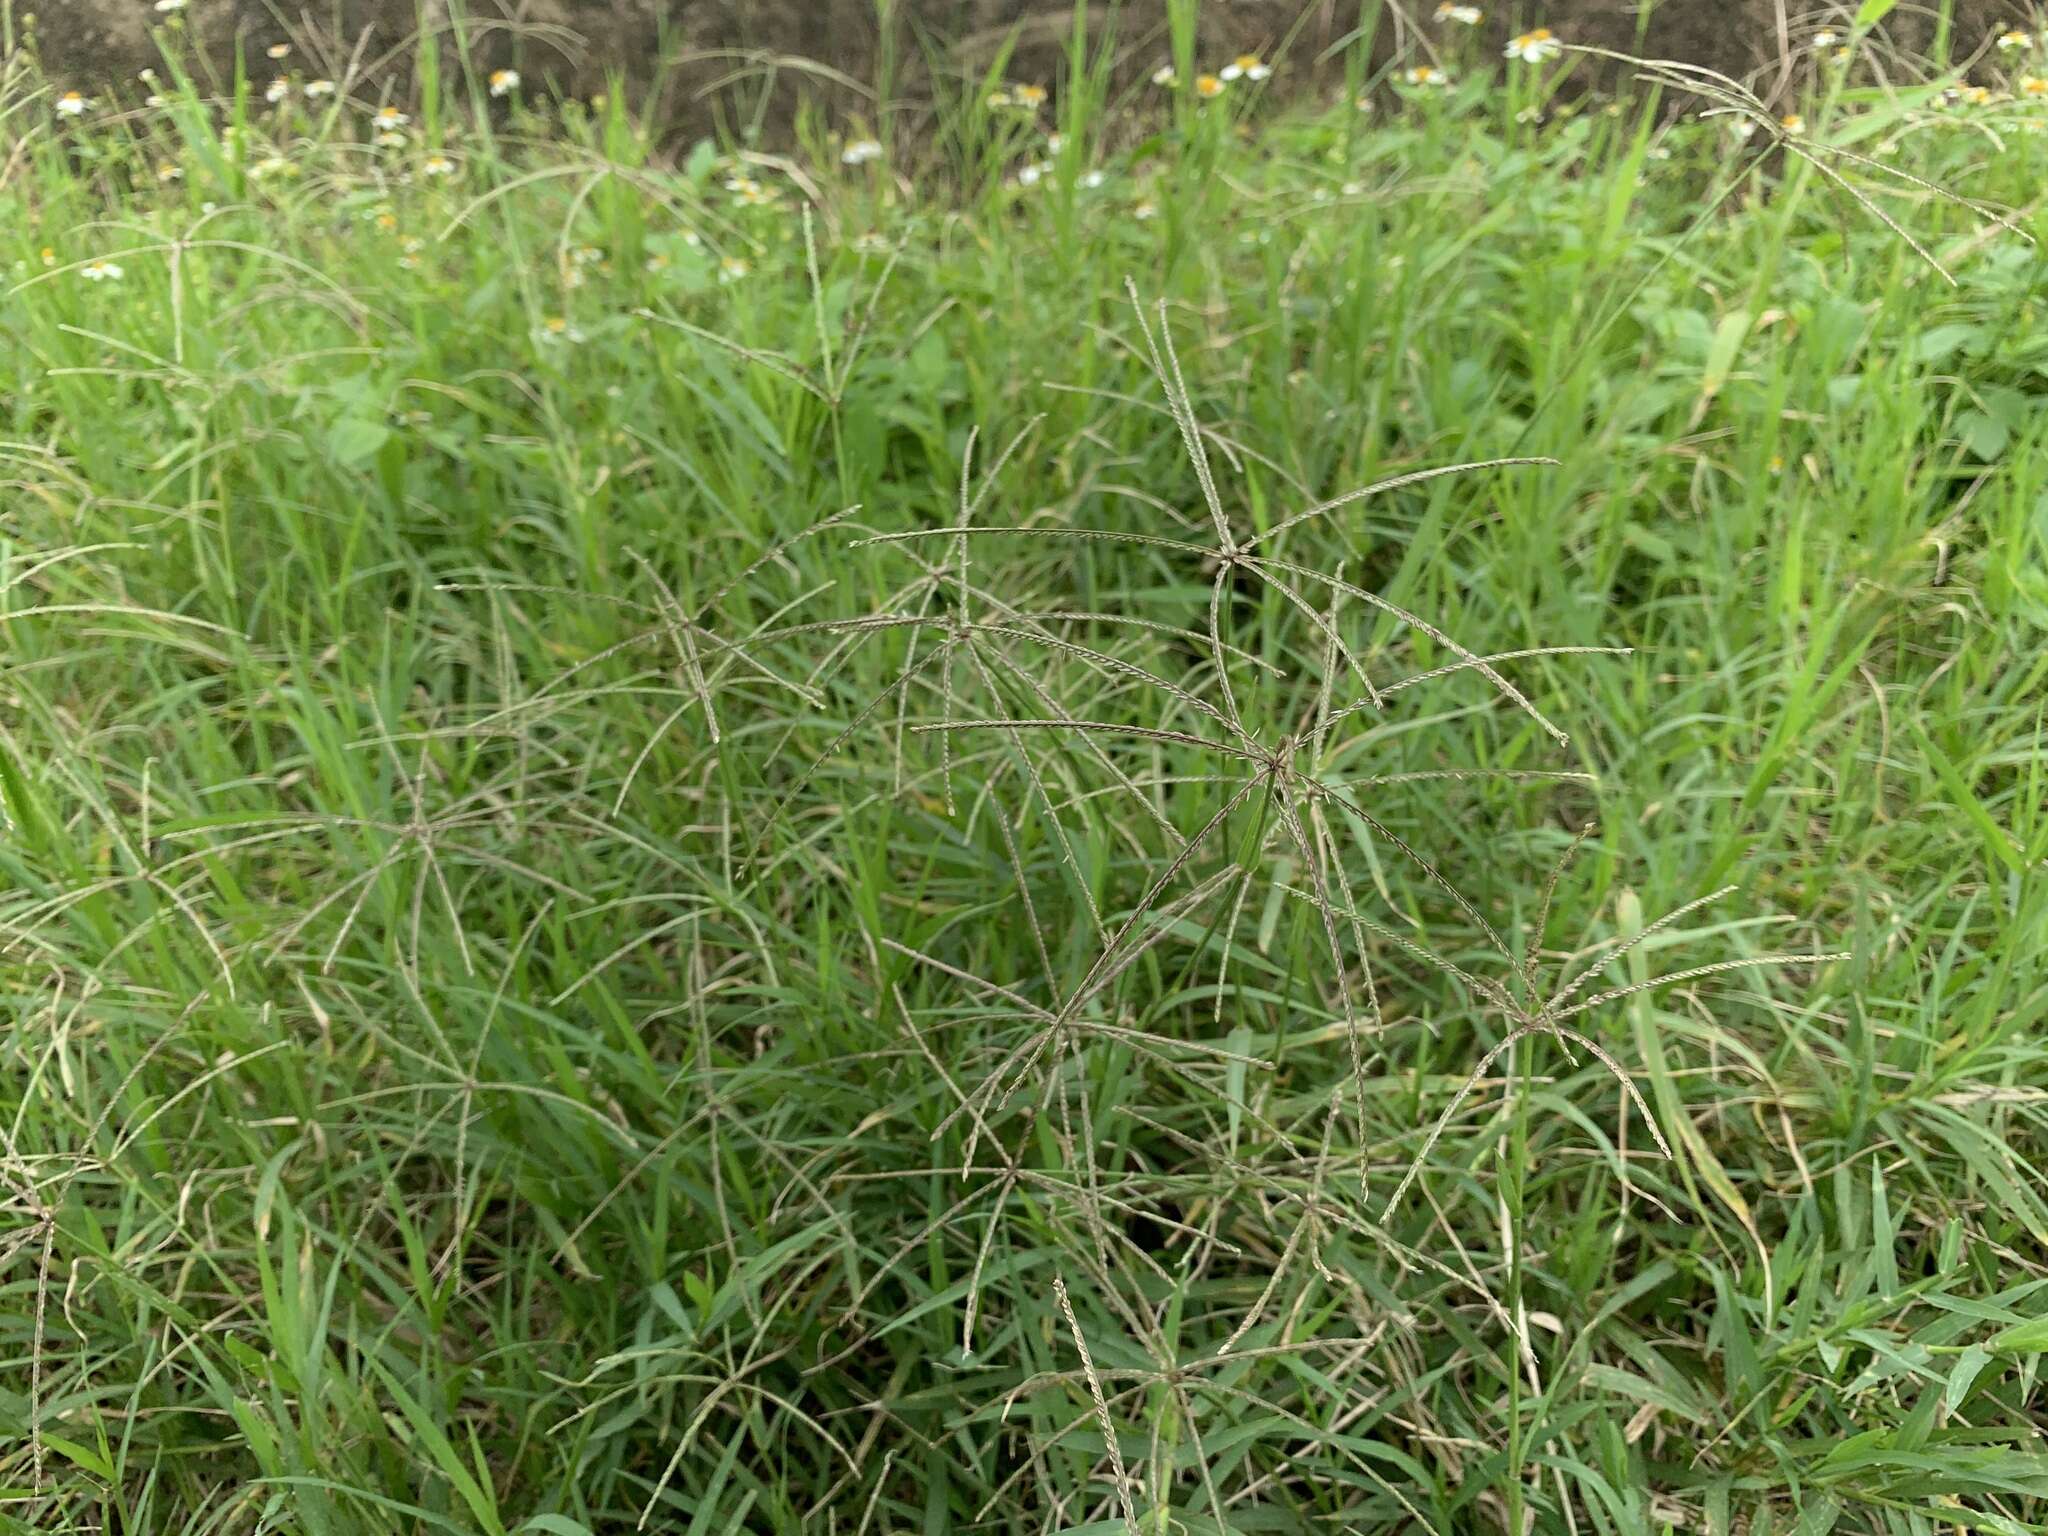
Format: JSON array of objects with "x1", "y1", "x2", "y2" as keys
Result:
[
  {"x1": 1078, "y1": 169, "x2": 1106, "y2": 189},
  {"x1": 265, "y1": 78, "x2": 290, "y2": 104},
  {"x1": 534, "y1": 316, "x2": 586, "y2": 344},
  {"x1": 377, "y1": 130, "x2": 408, "y2": 148},
  {"x1": 1812, "y1": 29, "x2": 1838, "y2": 48},
  {"x1": 1219, "y1": 54, "x2": 1271, "y2": 82},
  {"x1": 267, "y1": 43, "x2": 291, "y2": 60},
  {"x1": 81, "y1": 259, "x2": 124, "y2": 281},
  {"x1": 304, "y1": 79, "x2": 336, "y2": 99},
  {"x1": 489, "y1": 69, "x2": 520, "y2": 98},
  {"x1": 1151, "y1": 64, "x2": 1177, "y2": 86},
  {"x1": 55, "y1": 91, "x2": 94, "y2": 117},
  {"x1": 1435, "y1": 3, "x2": 1482, "y2": 23},
  {"x1": 373, "y1": 105, "x2": 409, "y2": 130},
  {"x1": 718, "y1": 256, "x2": 750, "y2": 283},
  {"x1": 1504, "y1": 28, "x2": 1562, "y2": 63},
  {"x1": 422, "y1": 153, "x2": 456, "y2": 176},
  {"x1": 156, "y1": 161, "x2": 183, "y2": 182},
  {"x1": 1402, "y1": 65, "x2": 1450, "y2": 87},
  {"x1": 841, "y1": 138, "x2": 883, "y2": 165}
]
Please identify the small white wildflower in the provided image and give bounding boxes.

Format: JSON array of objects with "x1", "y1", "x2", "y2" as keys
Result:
[
  {"x1": 534, "y1": 316, "x2": 586, "y2": 345},
  {"x1": 1078, "y1": 169, "x2": 1106, "y2": 189},
  {"x1": 373, "y1": 105, "x2": 409, "y2": 130},
  {"x1": 1132, "y1": 200, "x2": 1157, "y2": 220},
  {"x1": 718, "y1": 256, "x2": 750, "y2": 283},
  {"x1": 304, "y1": 79, "x2": 336, "y2": 99},
  {"x1": 55, "y1": 91, "x2": 94, "y2": 118},
  {"x1": 81, "y1": 259, "x2": 124, "y2": 281},
  {"x1": 1016, "y1": 162, "x2": 1047, "y2": 187},
  {"x1": 1151, "y1": 64, "x2": 1177, "y2": 86},
  {"x1": 1219, "y1": 54, "x2": 1271, "y2": 82},
  {"x1": 156, "y1": 161, "x2": 183, "y2": 182},
  {"x1": 376, "y1": 130, "x2": 407, "y2": 148},
  {"x1": 267, "y1": 43, "x2": 291, "y2": 60},
  {"x1": 422, "y1": 153, "x2": 456, "y2": 176},
  {"x1": 841, "y1": 138, "x2": 883, "y2": 165},
  {"x1": 1046, "y1": 132, "x2": 1064, "y2": 153},
  {"x1": 1434, "y1": 2, "x2": 1482, "y2": 22},
  {"x1": 265, "y1": 78, "x2": 289, "y2": 104},
  {"x1": 1402, "y1": 65, "x2": 1450, "y2": 87},
  {"x1": 1812, "y1": 29, "x2": 1838, "y2": 48},
  {"x1": 146, "y1": 93, "x2": 167, "y2": 108},
  {"x1": 155, "y1": 0, "x2": 186, "y2": 12},
  {"x1": 489, "y1": 69, "x2": 520, "y2": 98},
  {"x1": 1504, "y1": 28, "x2": 1562, "y2": 63}
]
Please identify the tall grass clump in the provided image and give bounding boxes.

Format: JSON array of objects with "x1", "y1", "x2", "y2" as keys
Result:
[{"x1": 0, "y1": 3, "x2": 2045, "y2": 1534}]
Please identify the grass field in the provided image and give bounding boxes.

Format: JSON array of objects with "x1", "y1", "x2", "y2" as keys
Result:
[{"x1": 3, "y1": 5, "x2": 2048, "y2": 1532}]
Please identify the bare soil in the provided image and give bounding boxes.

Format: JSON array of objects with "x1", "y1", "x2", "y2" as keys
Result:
[{"x1": 21, "y1": 1, "x2": 2039, "y2": 140}]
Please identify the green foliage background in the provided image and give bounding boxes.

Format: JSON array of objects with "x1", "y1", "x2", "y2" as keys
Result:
[{"x1": 1, "y1": 7, "x2": 2047, "y2": 1533}]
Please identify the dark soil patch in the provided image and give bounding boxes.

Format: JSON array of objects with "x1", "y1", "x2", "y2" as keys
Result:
[{"x1": 20, "y1": 1, "x2": 2042, "y2": 142}]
